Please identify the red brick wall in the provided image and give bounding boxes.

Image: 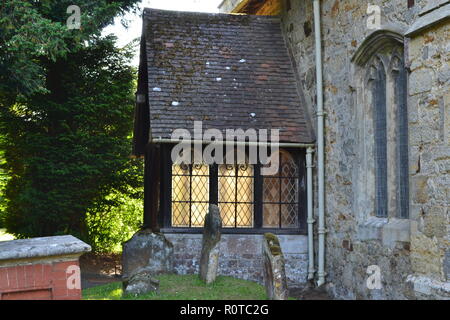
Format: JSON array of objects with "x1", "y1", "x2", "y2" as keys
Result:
[{"x1": 0, "y1": 260, "x2": 81, "y2": 300}]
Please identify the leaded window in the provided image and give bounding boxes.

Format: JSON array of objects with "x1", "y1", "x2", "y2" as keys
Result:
[
  {"x1": 162, "y1": 146, "x2": 306, "y2": 233},
  {"x1": 171, "y1": 163, "x2": 209, "y2": 227},
  {"x1": 370, "y1": 57, "x2": 388, "y2": 218},
  {"x1": 355, "y1": 30, "x2": 409, "y2": 219},
  {"x1": 218, "y1": 164, "x2": 254, "y2": 228},
  {"x1": 263, "y1": 150, "x2": 300, "y2": 228}
]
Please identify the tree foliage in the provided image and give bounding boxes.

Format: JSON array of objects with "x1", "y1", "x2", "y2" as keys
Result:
[
  {"x1": 0, "y1": 0, "x2": 138, "y2": 104},
  {"x1": 0, "y1": 0, "x2": 143, "y2": 248}
]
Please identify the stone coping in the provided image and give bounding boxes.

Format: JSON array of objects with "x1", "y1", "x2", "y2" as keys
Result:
[
  {"x1": 406, "y1": 4, "x2": 450, "y2": 36},
  {"x1": 420, "y1": 0, "x2": 450, "y2": 16},
  {"x1": 0, "y1": 235, "x2": 91, "y2": 262}
]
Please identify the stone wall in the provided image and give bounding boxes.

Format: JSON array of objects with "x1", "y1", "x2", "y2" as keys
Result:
[
  {"x1": 164, "y1": 233, "x2": 308, "y2": 286},
  {"x1": 278, "y1": 0, "x2": 449, "y2": 299},
  {"x1": 407, "y1": 14, "x2": 449, "y2": 298}
]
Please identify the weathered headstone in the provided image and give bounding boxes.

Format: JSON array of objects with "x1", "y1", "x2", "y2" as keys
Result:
[
  {"x1": 122, "y1": 229, "x2": 174, "y2": 279},
  {"x1": 122, "y1": 267, "x2": 160, "y2": 296},
  {"x1": 199, "y1": 204, "x2": 222, "y2": 284},
  {"x1": 262, "y1": 233, "x2": 288, "y2": 300}
]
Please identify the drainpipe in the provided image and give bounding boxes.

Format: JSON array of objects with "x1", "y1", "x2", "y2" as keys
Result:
[
  {"x1": 306, "y1": 147, "x2": 315, "y2": 280},
  {"x1": 313, "y1": 0, "x2": 326, "y2": 287}
]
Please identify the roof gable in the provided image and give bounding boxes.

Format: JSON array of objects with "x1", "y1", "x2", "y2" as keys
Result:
[{"x1": 134, "y1": 9, "x2": 314, "y2": 154}]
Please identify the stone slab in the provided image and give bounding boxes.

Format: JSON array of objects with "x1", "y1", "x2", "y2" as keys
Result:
[{"x1": 0, "y1": 236, "x2": 91, "y2": 263}]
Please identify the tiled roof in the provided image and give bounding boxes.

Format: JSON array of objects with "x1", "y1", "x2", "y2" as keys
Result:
[{"x1": 138, "y1": 8, "x2": 314, "y2": 147}]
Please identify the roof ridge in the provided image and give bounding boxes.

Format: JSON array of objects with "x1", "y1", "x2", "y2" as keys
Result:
[{"x1": 142, "y1": 7, "x2": 281, "y2": 22}]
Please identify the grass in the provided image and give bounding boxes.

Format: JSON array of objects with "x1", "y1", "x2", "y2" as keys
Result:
[
  {"x1": 83, "y1": 274, "x2": 269, "y2": 300},
  {"x1": 0, "y1": 228, "x2": 14, "y2": 241}
]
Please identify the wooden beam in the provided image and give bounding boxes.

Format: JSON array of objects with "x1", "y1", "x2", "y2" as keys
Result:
[
  {"x1": 232, "y1": 0, "x2": 282, "y2": 15},
  {"x1": 143, "y1": 143, "x2": 161, "y2": 231}
]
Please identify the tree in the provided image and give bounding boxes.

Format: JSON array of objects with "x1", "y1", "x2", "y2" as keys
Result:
[
  {"x1": 1, "y1": 35, "x2": 143, "y2": 239},
  {"x1": 0, "y1": 0, "x2": 138, "y2": 106},
  {"x1": 0, "y1": 0, "x2": 143, "y2": 246}
]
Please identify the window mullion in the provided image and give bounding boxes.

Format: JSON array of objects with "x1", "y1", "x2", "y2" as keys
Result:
[
  {"x1": 189, "y1": 165, "x2": 192, "y2": 228},
  {"x1": 279, "y1": 155, "x2": 282, "y2": 228},
  {"x1": 235, "y1": 166, "x2": 238, "y2": 228},
  {"x1": 254, "y1": 165, "x2": 262, "y2": 229},
  {"x1": 210, "y1": 164, "x2": 218, "y2": 205}
]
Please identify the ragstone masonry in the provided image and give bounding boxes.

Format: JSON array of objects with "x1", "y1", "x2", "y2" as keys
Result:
[
  {"x1": 273, "y1": 0, "x2": 449, "y2": 299},
  {"x1": 165, "y1": 233, "x2": 308, "y2": 286}
]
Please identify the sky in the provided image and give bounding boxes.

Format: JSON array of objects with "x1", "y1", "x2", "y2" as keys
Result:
[{"x1": 102, "y1": 0, "x2": 224, "y2": 65}]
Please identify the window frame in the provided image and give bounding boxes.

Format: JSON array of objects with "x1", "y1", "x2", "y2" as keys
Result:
[
  {"x1": 354, "y1": 30, "x2": 410, "y2": 220},
  {"x1": 159, "y1": 144, "x2": 307, "y2": 235}
]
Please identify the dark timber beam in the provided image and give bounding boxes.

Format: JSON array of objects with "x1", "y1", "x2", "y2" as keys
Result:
[{"x1": 143, "y1": 143, "x2": 161, "y2": 231}]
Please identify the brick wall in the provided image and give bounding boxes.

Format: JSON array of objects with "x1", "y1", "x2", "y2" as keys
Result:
[
  {"x1": 0, "y1": 235, "x2": 90, "y2": 300},
  {"x1": 0, "y1": 260, "x2": 81, "y2": 300}
]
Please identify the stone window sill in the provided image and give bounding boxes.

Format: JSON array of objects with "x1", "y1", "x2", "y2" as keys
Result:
[{"x1": 357, "y1": 216, "x2": 411, "y2": 248}]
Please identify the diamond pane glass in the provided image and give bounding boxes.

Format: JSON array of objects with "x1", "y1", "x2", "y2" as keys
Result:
[
  {"x1": 262, "y1": 150, "x2": 300, "y2": 229},
  {"x1": 237, "y1": 164, "x2": 253, "y2": 177},
  {"x1": 191, "y1": 175, "x2": 209, "y2": 202},
  {"x1": 171, "y1": 164, "x2": 209, "y2": 228},
  {"x1": 219, "y1": 202, "x2": 235, "y2": 227},
  {"x1": 237, "y1": 203, "x2": 253, "y2": 227},
  {"x1": 172, "y1": 202, "x2": 190, "y2": 227},
  {"x1": 263, "y1": 203, "x2": 279, "y2": 227},
  {"x1": 192, "y1": 164, "x2": 209, "y2": 176},
  {"x1": 172, "y1": 174, "x2": 190, "y2": 202},
  {"x1": 218, "y1": 164, "x2": 254, "y2": 228},
  {"x1": 172, "y1": 164, "x2": 189, "y2": 175},
  {"x1": 263, "y1": 178, "x2": 280, "y2": 202},
  {"x1": 237, "y1": 177, "x2": 253, "y2": 203},
  {"x1": 191, "y1": 202, "x2": 208, "y2": 227},
  {"x1": 281, "y1": 204, "x2": 299, "y2": 228},
  {"x1": 281, "y1": 178, "x2": 298, "y2": 203},
  {"x1": 219, "y1": 164, "x2": 235, "y2": 177},
  {"x1": 218, "y1": 172, "x2": 235, "y2": 203},
  {"x1": 280, "y1": 154, "x2": 298, "y2": 177}
]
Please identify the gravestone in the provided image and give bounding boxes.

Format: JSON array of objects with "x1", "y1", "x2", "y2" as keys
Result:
[
  {"x1": 199, "y1": 204, "x2": 222, "y2": 284},
  {"x1": 122, "y1": 229, "x2": 174, "y2": 279},
  {"x1": 122, "y1": 267, "x2": 160, "y2": 296},
  {"x1": 263, "y1": 233, "x2": 288, "y2": 300}
]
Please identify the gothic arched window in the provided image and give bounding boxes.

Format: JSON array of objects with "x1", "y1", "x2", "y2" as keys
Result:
[
  {"x1": 369, "y1": 57, "x2": 389, "y2": 217},
  {"x1": 353, "y1": 29, "x2": 409, "y2": 219}
]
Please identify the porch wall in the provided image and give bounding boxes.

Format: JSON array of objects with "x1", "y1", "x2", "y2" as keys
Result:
[{"x1": 164, "y1": 233, "x2": 308, "y2": 286}]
